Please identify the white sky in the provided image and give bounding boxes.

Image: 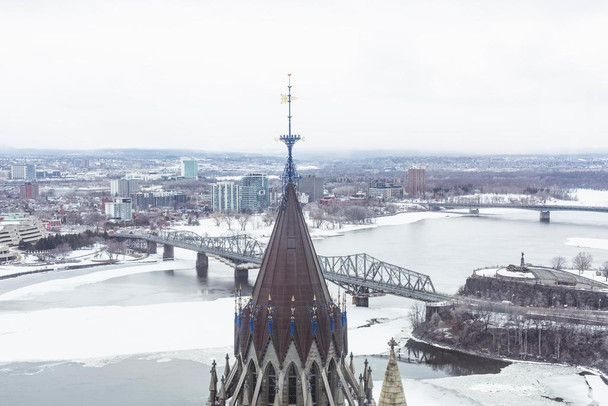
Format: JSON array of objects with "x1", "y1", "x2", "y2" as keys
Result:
[{"x1": 1, "y1": 0, "x2": 607, "y2": 154}]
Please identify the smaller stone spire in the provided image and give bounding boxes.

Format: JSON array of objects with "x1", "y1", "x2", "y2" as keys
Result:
[
  {"x1": 358, "y1": 373, "x2": 365, "y2": 405},
  {"x1": 207, "y1": 360, "x2": 218, "y2": 406},
  {"x1": 224, "y1": 354, "x2": 230, "y2": 378},
  {"x1": 218, "y1": 375, "x2": 226, "y2": 406},
  {"x1": 521, "y1": 252, "x2": 525, "y2": 267},
  {"x1": 378, "y1": 338, "x2": 407, "y2": 406}
]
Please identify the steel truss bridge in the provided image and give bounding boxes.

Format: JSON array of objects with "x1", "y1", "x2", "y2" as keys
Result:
[
  {"x1": 426, "y1": 202, "x2": 608, "y2": 213},
  {"x1": 115, "y1": 230, "x2": 447, "y2": 302}
]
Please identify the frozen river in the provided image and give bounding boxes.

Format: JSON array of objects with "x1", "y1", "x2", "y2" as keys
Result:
[{"x1": 1, "y1": 208, "x2": 607, "y2": 405}]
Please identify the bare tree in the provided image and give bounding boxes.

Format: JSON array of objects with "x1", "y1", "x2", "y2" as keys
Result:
[
  {"x1": 223, "y1": 211, "x2": 235, "y2": 231},
  {"x1": 408, "y1": 303, "x2": 426, "y2": 329},
  {"x1": 106, "y1": 239, "x2": 126, "y2": 260},
  {"x1": 342, "y1": 206, "x2": 373, "y2": 224},
  {"x1": 262, "y1": 212, "x2": 275, "y2": 227},
  {"x1": 600, "y1": 261, "x2": 608, "y2": 281},
  {"x1": 551, "y1": 256, "x2": 567, "y2": 270},
  {"x1": 236, "y1": 212, "x2": 251, "y2": 231},
  {"x1": 210, "y1": 212, "x2": 224, "y2": 227},
  {"x1": 572, "y1": 252, "x2": 593, "y2": 275},
  {"x1": 310, "y1": 208, "x2": 325, "y2": 228}
]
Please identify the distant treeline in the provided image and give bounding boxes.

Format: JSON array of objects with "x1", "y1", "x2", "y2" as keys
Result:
[
  {"x1": 427, "y1": 170, "x2": 608, "y2": 191},
  {"x1": 19, "y1": 230, "x2": 109, "y2": 251}
]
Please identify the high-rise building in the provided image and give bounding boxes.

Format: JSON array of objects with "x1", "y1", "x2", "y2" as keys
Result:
[
  {"x1": 11, "y1": 164, "x2": 36, "y2": 180},
  {"x1": 240, "y1": 173, "x2": 269, "y2": 212},
  {"x1": 212, "y1": 182, "x2": 240, "y2": 213},
  {"x1": 180, "y1": 158, "x2": 198, "y2": 179},
  {"x1": 105, "y1": 198, "x2": 132, "y2": 221},
  {"x1": 407, "y1": 167, "x2": 425, "y2": 196},
  {"x1": 298, "y1": 174, "x2": 324, "y2": 203},
  {"x1": 19, "y1": 183, "x2": 39, "y2": 200},
  {"x1": 110, "y1": 179, "x2": 139, "y2": 197}
]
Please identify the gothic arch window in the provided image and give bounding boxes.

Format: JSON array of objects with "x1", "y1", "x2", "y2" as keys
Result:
[
  {"x1": 309, "y1": 363, "x2": 320, "y2": 406},
  {"x1": 288, "y1": 364, "x2": 298, "y2": 405},
  {"x1": 266, "y1": 363, "x2": 276, "y2": 406},
  {"x1": 327, "y1": 359, "x2": 338, "y2": 403},
  {"x1": 248, "y1": 361, "x2": 257, "y2": 400}
]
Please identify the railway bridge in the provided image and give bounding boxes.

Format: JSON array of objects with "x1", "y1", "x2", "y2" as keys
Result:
[{"x1": 115, "y1": 230, "x2": 448, "y2": 305}]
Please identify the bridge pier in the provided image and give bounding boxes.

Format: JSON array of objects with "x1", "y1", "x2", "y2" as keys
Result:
[
  {"x1": 196, "y1": 252, "x2": 209, "y2": 277},
  {"x1": 147, "y1": 241, "x2": 157, "y2": 255},
  {"x1": 469, "y1": 208, "x2": 479, "y2": 215},
  {"x1": 352, "y1": 296, "x2": 369, "y2": 307},
  {"x1": 540, "y1": 210, "x2": 550, "y2": 223},
  {"x1": 162, "y1": 244, "x2": 174, "y2": 261},
  {"x1": 234, "y1": 267, "x2": 248, "y2": 283}
]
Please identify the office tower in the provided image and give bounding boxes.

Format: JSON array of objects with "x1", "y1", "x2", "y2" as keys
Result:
[
  {"x1": 240, "y1": 173, "x2": 269, "y2": 212},
  {"x1": 298, "y1": 174, "x2": 324, "y2": 203}
]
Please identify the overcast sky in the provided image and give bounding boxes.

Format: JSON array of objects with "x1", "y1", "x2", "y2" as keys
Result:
[{"x1": 1, "y1": 1, "x2": 607, "y2": 155}]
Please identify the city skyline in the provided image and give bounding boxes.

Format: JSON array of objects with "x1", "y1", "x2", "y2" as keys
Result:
[{"x1": 1, "y1": 1, "x2": 607, "y2": 155}]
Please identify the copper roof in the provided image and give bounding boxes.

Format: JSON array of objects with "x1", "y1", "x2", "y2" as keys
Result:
[{"x1": 237, "y1": 183, "x2": 346, "y2": 363}]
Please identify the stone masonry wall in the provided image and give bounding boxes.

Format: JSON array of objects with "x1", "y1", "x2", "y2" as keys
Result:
[{"x1": 463, "y1": 275, "x2": 608, "y2": 310}]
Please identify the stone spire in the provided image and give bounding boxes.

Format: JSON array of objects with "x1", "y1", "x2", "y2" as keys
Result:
[
  {"x1": 213, "y1": 75, "x2": 364, "y2": 406},
  {"x1": 207, "y1": 360, "x2": 218, "y2": 406},
  {"x1": 378, "y1": 338, "x2": 407, "y2": 406}
]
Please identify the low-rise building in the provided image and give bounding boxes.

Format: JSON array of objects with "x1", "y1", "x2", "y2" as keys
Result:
[
  {"x1": 0, "y1": 214, "x2": 48, "y2": 247},
  {"x1": 0, "y1": 244, "x2": 15, "y2": 262}
]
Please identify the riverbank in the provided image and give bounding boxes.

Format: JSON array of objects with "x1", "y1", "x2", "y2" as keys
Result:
[
  {"x1": 173, "y1": 210, "x2": 462, "y2": 244},
  {"x1": 413, "y1": 300, "x2": 608, "y2": 374}
]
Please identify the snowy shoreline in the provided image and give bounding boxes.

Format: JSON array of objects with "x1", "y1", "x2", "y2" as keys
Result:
[{"x1": 410, "y1": 333, "x2": 607, "y2": 380}]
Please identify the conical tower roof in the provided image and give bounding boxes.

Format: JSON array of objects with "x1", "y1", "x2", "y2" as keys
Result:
[
  {"x1": 238, "y1": 183, "x2": 346, "y2": 363},
  {"x1": 378, "y1": 338, "x2": 407, "y2": 406}
]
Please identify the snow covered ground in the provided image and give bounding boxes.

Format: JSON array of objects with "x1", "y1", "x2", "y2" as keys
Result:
[
  {"x1": 567, "y1": 237, "x2": 608, "y2": 251},
  {"x1": 1, "y1": 271, "x2": 605, "y2": 405},
  {"x1": 401, "y1": 363, "x2": 602, "y2": 406},
  {"x1": 1, "y1": 195, "x2": 608, "y2": 404},
  {"x1": 173, "y1": 210, "x2": 461, "y2": 245}
]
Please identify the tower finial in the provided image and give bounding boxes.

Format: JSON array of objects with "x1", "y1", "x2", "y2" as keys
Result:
[{"x1": 280, "y1": 73, "x2": 301, "y2": 193}]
